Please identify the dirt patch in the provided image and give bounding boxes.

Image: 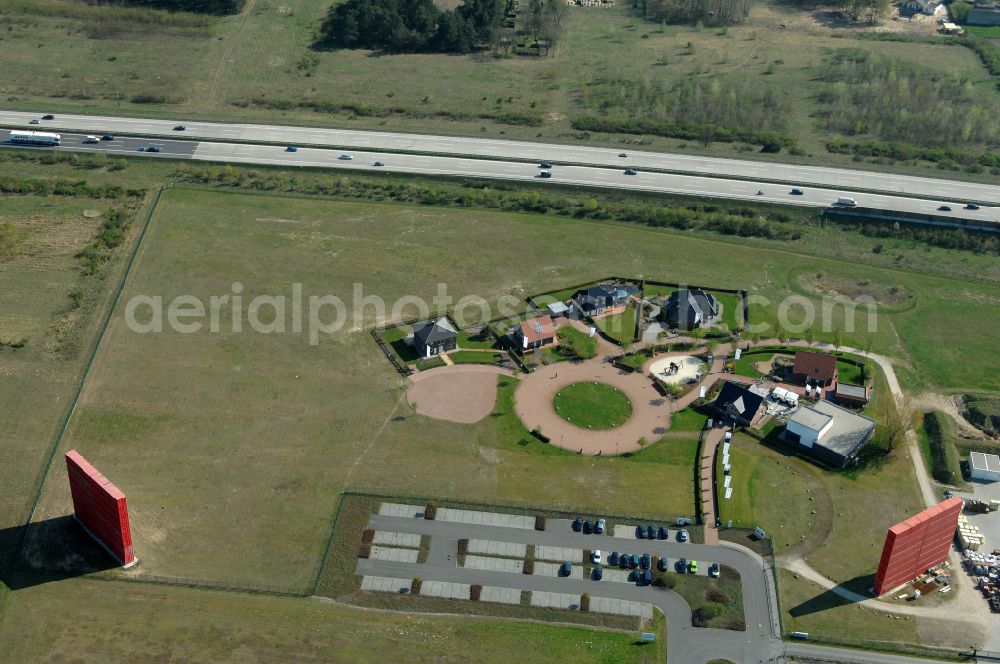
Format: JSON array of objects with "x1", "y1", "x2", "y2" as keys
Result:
[
  {"x1": 913, "y1": 392, "x2": 985, "y2": 440},
  {"x1": 406, "y1": 365, "x2": 511, "y2": 424},
  {"x1": 798, "y1": 271, "x2": 912, "y2": 307}
]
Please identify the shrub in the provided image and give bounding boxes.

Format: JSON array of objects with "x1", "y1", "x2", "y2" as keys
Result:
[
  {"x1": 470, "y1": 584, "x2": 482, "y2": 601},
  {"x1": 580, "y1": 592, "x2": 591, "y2": 612},
  {"x1": 424, "y1": 500, "x2": 438, "y2": 520},
  {"x1": 457, "y1": 538, "x2": 469, "y2": 554},
  {"x1": 534, "y1": 514, "x2": 546, "y2": 531},
  {"x1": 361, "y1": 528, "x2": 375, "y2": 544},
  {"x1": 693, "y1": 602, "x2": 723, "y2": 626},
  {"x1": 523, "y1": 559, "x2": 534, "y2": 575},
  {"x1": 411, "y1": 577, "x2": 422, "y2": 595},
  {"x1": 358, "y1": 544, "x2": 371, "y2": 558},
  {"x1": 707, "y1": 589, "x2": 730, "y2": 604},
  {"x1": 923, "y1": 412, "x2": 956, "y2": 485}
]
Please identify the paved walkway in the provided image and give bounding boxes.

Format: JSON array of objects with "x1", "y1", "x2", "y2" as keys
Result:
[{"x1": 700, "y1": 428, "x2": 726, "y2": 545}]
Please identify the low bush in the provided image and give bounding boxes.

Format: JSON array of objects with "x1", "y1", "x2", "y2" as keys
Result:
[
  {"x1": 580, "y1": 592, "x2": 591, "y2": 612},
  {"x1": 411, "y1": 577, "x2": 422, "y2": 595},
  {"x1": 470, "y1": 584, "x2": 482, "y2": 601},
  {"x1": 358, "y1": 544, "x2": 371, "y2": 558},
  {"x1": 424, "y1": 501, "x2": 438, "y2": 520},
  {"x1": 361, "y1": 528, "x2": 375, "y2": 544},
  {"x1": 523, "y1": 559, "x2": 534, "y2": 575},
  {"x1": 457, "y1": 538, "x2": 469, "y2": 554},
  {"x1": 534, "y1": 514, "x2": 546, "y2": 531},
  {"x1": 693, "y1": 602, "x2": 723, "y2": 626},
  {"x1": 923, "y1": 412, "x2": 957, "y2": 484}
]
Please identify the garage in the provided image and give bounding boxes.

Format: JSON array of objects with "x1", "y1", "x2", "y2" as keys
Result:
[{"x1": 969, "y1": 452, "x2": 1000, "y2": 482}]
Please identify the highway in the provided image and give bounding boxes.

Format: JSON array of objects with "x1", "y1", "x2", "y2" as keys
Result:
[
  {"x1": 5, "y1": 130, "x2": 999, "y2": 225},
  {"x1": 4, "y1": 109, "x2": 1000, "y2": 205}
]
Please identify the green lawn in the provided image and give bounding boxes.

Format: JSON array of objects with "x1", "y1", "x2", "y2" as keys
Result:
[
  {"x1": 457, "y1": 328, "x2": 499, "y2": 350},
  {"x1": 669, "y1": 407, "x2": 709, "y2": 432},
  {"x1": 557, "y1": 326, "x2": 598, "y2": 360},
  {"x1": 732, "y1": 351, "x2": 773, "y2": 379},
  {"x1": 554, "y1": 382, "x2": 634, "y2": 430},
  {"x1": 448, "y1": 350, "x2": 500, "y2": 365},
  {"x1": 594, "y1": 305, "x2": 639, "y2": 345}
]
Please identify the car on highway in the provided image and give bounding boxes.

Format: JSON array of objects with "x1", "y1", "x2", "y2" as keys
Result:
[
  {"x1": 42, "y1": 114, "x2": 55, "y2": 120},
  {"x1": 137, "y1": 146, "x2": 146, "y2": 151},
  {"x1": 657, "y1": 557, "x2": 668, "y2": 572},
  {"x1": 640, "y1": 554, "x2": 650, "y2": 570},
  {"x1": 559, "y1": 561, "x2": 572, "y2": 577},
  {"x1": 101, "y1": 135, "x2": 115, "y2": 141},
  {"x1": 572, "y1": 516, "x2": 583, "y2": 532},
  {"x1": 339, "y1": 153, "x2": 353, "y2": 160},
  {"x1": 608, "y1": 551, "x2": 620, "y2": 566},
  {"x1": 374, "y1": 161, "x2": 385, "y2": 167},
  {"x1": 595, "y1": 518, "x2": 606, "y2": 534},
  {"x1": 688, "y1": 560, "x2": 698, "y2": 574},
  {"x1": 173, "y1": 125, "x2": 186, "y2": 131},
  {"x1": 709, "y1": 563, "x2": 720, "y2": 578},
  {"x1": 29, "y1": 119, "x2": 39, "y2": 124},
  {"x1": 592, "y1": 550, "x2": 602, "y2": 565},
  {"x1": 592, "y1": 566, "x2": 603, "y2": 581},
  {"x1": 83, "y1": 136, "x2": 99, "y2": 144},
  {"x1": 147, "y1": 146, "x2": 161, "y2": 153},
  {"x1": 965, "y1": 202, "x2": 981, "y2": 210},
  {"x1": 938, "y1": 205, "x2": 952, "y2": 212},
  {"x1": 677, "y1": 558, "x2": 687, "y2": 573},
  {"x1": 624, "y1": 169, "x2": 637, "y2": 175},
  {"x1": 790, "y1": 188, "x2": 804, "y2": 195},
  {"x1": 584, "y1": 520, "x2": 594, "y2": 534},
  {"x1": 538, "y1": 171, "x2": 551, "y2": 178},
  {"x1": 678, "y1": 529, "x2": 689, "y2": 542},
  {"x1": 618, "y1": 152, "x2": 628, "y2": 157},
  {"x1": 286, "y1": 146, "x2": 298, "y2": 152},
  {"x1": 539, "y1": 161, "x2": 552, "y2": 169}
]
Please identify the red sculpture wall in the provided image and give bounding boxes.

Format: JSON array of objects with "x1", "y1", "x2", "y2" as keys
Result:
[
  {"x1": 873, "y1": 497, "x2": 962, "y2": 596},
  {"x1": 65, "y1": 450, "x2": 136, "y2": 567}
]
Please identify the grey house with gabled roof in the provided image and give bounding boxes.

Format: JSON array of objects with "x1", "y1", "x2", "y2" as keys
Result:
[
  {"x1": 660, "y1": 288, "x2": 719, "y2": 330},
  {"x1": 412, "y1": 317, "x2": 458, "y2": 358}
]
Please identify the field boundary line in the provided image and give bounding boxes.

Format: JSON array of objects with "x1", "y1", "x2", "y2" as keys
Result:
[{"x1": 11, "y1": 184, "x2": 172, "y2": 569}]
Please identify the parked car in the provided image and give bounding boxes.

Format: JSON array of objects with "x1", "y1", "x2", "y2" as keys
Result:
[
  {"x1": 640, "y1": 554, "x2": 651, "y2": 570},
  {"x1": 595, "y1": 518, "x2": 606, "y2": 534},
  {"x1": 539, "y1": 161, "x2": 552, "y2": 169},
  {"x1": 619, "y1": 553, "x2": 630, "y2": 569},
  {"x1": 374, "y1": 161, "x2": 385, "y2": 167},
  {"x1": 630, "y1": 553, "x2": 640, "y2": 568},
  {"x1": 173, "y1": 125, "x2": 186, "y2": 131},
  {"x1": 624, "y1": 169, "x2": 637, "y2": 175},
  {"x1": 338, "y1": 153, "x2": 354, "y2": 160},
  {"x1": 559, "y1": 561, "x2": 572, "y2": 577},
  {"x1": 657, "y1": 557, "x2": 668, "y2": 572},
  {"x1": 584, "y1": 520, "x2": 594, "y2": 534},
  {"x1": 678, "y1": 529, "x2": 689, "y2": 542},
  {"x1": 608, "y1": 551, "x2": 620, "y2": 566},
  {"x1": 677, "y1": 558, "x2": 687, "y2": 573},
  {"x1": 642, "y1": 570, "x2": 653, "y2": 585},
  {"x1": 676, "y1": 517, "x2": 693, "y2": 526},
  {"x1": 965, "y1": 203, "x2": 981, "y2": 210},
  {"x1": 147, "y1": 146, "x2": 161, "y2": 153},
  {"x1": 286, "y1": 146, "x2": 298, "y2": 152},
  {"x1": 592, "y1": 566, "x2": 603, "y2": 581},
  {"x1": 628, "y1": 570, "x2": 639, "y2": 582},
  {"x1": 657, "y1": 526, "x2": 669, "y2": 540},
  {"x1": 42, "y1": 114, "x2": 55, "y2": 120},
  {"x1": 572, "y1": 516, "x2": 583, "y2": 532},
  {"x1": 688, "y1": 560, "x2": 698, "y2": 574},
  {"x1": 29, "y1": 119, "x2": 39, "y2": 124},
  {"x1": 592, "y1": 550, "x2": 602, "y2": 565},
  {"x1": 636, "y1": 525, "x2": 647, "y2": 539},
  {"x1": 938, "y1": 205, "x2": 952, "y2": 212},
  {"x1": 101, "y1": 135, "x2": 115, "y2": 141},
  {"x1": 790, "y1": 188, "x2": 804, "y2": 195},
  {"x1": 709, "y1": 563, "x2": 720, "y2": 578},
  {"x1": 538, "y1": 171, "x2": 552, "y2": 178}
]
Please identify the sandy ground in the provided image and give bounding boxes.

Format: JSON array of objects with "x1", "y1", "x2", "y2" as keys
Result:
[{"x1": 406, "y1": 364, "x2": 512, "y2": 424}]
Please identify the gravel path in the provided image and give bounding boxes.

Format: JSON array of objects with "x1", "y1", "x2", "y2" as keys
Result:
[{"x1": 407, "y1": 364, "x2": 513, "y2": 424}]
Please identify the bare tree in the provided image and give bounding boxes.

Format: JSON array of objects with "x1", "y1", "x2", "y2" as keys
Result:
[{"x1": 877, "y1": 393, "x2": 912, "y2": 453}]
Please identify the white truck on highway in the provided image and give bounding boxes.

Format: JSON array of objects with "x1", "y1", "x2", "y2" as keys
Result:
[
  {"x1": 9, "y1": 130, "x2": 61, "y2": 146},
  {"x1": 835, "y1": 196, "x2": 858, "y2": 207}
]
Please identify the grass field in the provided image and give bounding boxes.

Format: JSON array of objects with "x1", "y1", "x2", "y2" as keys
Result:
[
  {"x1": 594, "y1": 306, "x2": 639, "y2": 345},
  {"x1": 554, "y1": 382, "x2": 634, "y2": 430},
  {"x1": 0, "y1": 579, "x2": 652, "y2": 663},
  {"x1": 3, "y1": 1, "x2": 1000, "y2": 180}
]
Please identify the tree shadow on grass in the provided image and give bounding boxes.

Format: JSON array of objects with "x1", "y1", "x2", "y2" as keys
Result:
[
  {"x1": 0, "y1": 515, "x2": 119, "y2": 591},
  {"x1": 788, "y1": 574, "x2": 875, "y2": 618}
]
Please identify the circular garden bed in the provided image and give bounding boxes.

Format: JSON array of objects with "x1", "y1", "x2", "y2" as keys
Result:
[{"x1": 552, "y1": 381, "x2": 633, "y2": 430}]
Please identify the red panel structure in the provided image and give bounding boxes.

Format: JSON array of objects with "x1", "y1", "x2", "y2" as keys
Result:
[
  {"x1": 65, "y1": 450, "x2": 136, "y2": 567},
  {"x1": 873, "y1": 497, "x2": 962, "y2": 596}
]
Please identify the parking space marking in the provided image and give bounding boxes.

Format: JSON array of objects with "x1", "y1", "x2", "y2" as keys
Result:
[
  {"x1": 370, "y1": 546, "x2": 419, "y2": 563},
  {"x1": 467, "y1": 539, "x2": 526, "y2": 558},
  {"x1": 480, "y1": 586, "x2": 521, "y2": 605},
  {"x1": 530, "y1": 591, "x2": 580, "y2": 610},
  {"x1": 534, "y1": 561, "x2": 583, "y2": 579},
  {"x1": 436, "y1": 508, "x2": 534, "y2": 530},
  {"x1": 463, "y1": 555, "x2": 524, "y2": 573},
  {"x1": 378, "y1": 503, "x2": 424, "y2": 518},
  {"x1": 590, "y1": 596, "x2": 653, "y2": 619},
  {"x1": 422, "y1": 580, "x2": 470, "y2": 599},
  {"x1": 372, "y1": 531, "x2": 421, "y2": 547},
  {"x1": 360, "y1": 576, "x2": 411, "y2": 593}
]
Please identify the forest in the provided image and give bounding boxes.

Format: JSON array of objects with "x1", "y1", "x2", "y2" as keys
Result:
[
  {"x1": 87, "y1": 0, "x2": 245, "y2": 14},
  {"x1": 316, "y1": 0, "x2": 503, "y2": 53},
  {"x1": 635, "y1": 0, "x2": 751, "y2": 26}
]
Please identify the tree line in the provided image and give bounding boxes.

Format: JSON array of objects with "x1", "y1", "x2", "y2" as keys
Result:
[
  {"x1": 86, "y1": 0, "x2": 246, "y2": 15},
  {"x1": 635, "y1": 0, "x2": 750, "y2": 25},
  {"x1": 316, "y1": 0, "x2": 503, "y2": 53}
]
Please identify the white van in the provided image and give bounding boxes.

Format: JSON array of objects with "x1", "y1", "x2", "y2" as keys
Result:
[
  {"x1": 83, "y1": 135, "x2": 99, "y2": 144},
  {"x1": 835, "y1": 196, "x2": 858, "y2": 207}
]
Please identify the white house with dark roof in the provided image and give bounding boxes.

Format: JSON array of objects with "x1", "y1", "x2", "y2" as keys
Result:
[{"x1": 783, "y1": 399, "x2": 875, "y2": 468}]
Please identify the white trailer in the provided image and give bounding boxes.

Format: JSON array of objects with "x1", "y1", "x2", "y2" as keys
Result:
[{"x1": 9, "y1": 130, "x2": 61, "y2": 146}]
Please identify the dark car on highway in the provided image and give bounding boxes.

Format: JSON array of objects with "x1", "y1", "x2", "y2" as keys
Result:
[
  {"x1": 102, "y1": 135, "x2": 115, "y2": 141},
  {"x1": 286, "y1": 146, "x2": 298, "y2": 152},
  {"x1": 538, "y1": 171, "x2": 552, "y2": 178},
  {"x1": 790, "y1": 188, "x2": 804, "y2": 195},
  {"x1": 572, "y1": 517, "x2": 583, "y2": 532},
  {"x1": 540, "y1": 161, "x2": 552, "y2": 169},
  {"x1": 938, "y1": 205, "x2": 952, "y2": 212},
  {"x1": 42, "y1": 114, "x2": 55, "y2": 120},
  {"x1": 374, "y1": 161, "x2": 385, "y2": 167},
  {"x1": 965, "y1": 203, "x2": 981, "y2": 210},
  {"x1": 146, "y1": 146, "x2": 161, "y2": 153},
  {"x1": 624, "y1": 168, "x2": 637, "y2": 175},
  {"x1": 173, "y1": 125, "x2": 186, "y2": 131}
]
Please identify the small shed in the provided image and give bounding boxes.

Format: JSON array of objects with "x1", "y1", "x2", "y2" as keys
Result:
[
  {"x1": 970, "y1": 452, "x2": 1000, "y2": 482},
  {"x1": 546, "y1": 301, "x2": 570, "y2": 318}
]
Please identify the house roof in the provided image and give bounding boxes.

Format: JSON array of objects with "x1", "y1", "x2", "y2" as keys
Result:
[
  {"x1": 836, "y1": 383, "x2": 868, "y2": 399},
  {"x1": 794, "y1": 399, "x2": 875, "y2": 460},
  {"x1": 714, "y1": 381, "x2": 766, "y2": 420},
  {"x1": 793, "y1": 351, "x2": 838, "y2": 382},
  {"x1": 970, "y1": 451, "x2": 1000, "y2": 473},
  {"x1": 412, "y1": 317, "x2": 457, "y2": 346},
  {"x1": 519, "y1": 315, "x2": 557, "y2": 343},
  {"x1": 789, "y1": 406, "x2": 832, "y2": 433},
  {"x1": 664, "y1": 288, "x2": 718, "y2": 322},
  {"x1": 547, "y1": 301, "x2": 570, "y2": 315},
  {"x1": 573, "y1": 284, "x2": 633, "y2": 307}
]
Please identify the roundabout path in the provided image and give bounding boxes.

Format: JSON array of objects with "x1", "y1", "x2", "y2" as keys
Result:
[{"x1": 515, "y1": 358, "x2": 670, "y2": 455}]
